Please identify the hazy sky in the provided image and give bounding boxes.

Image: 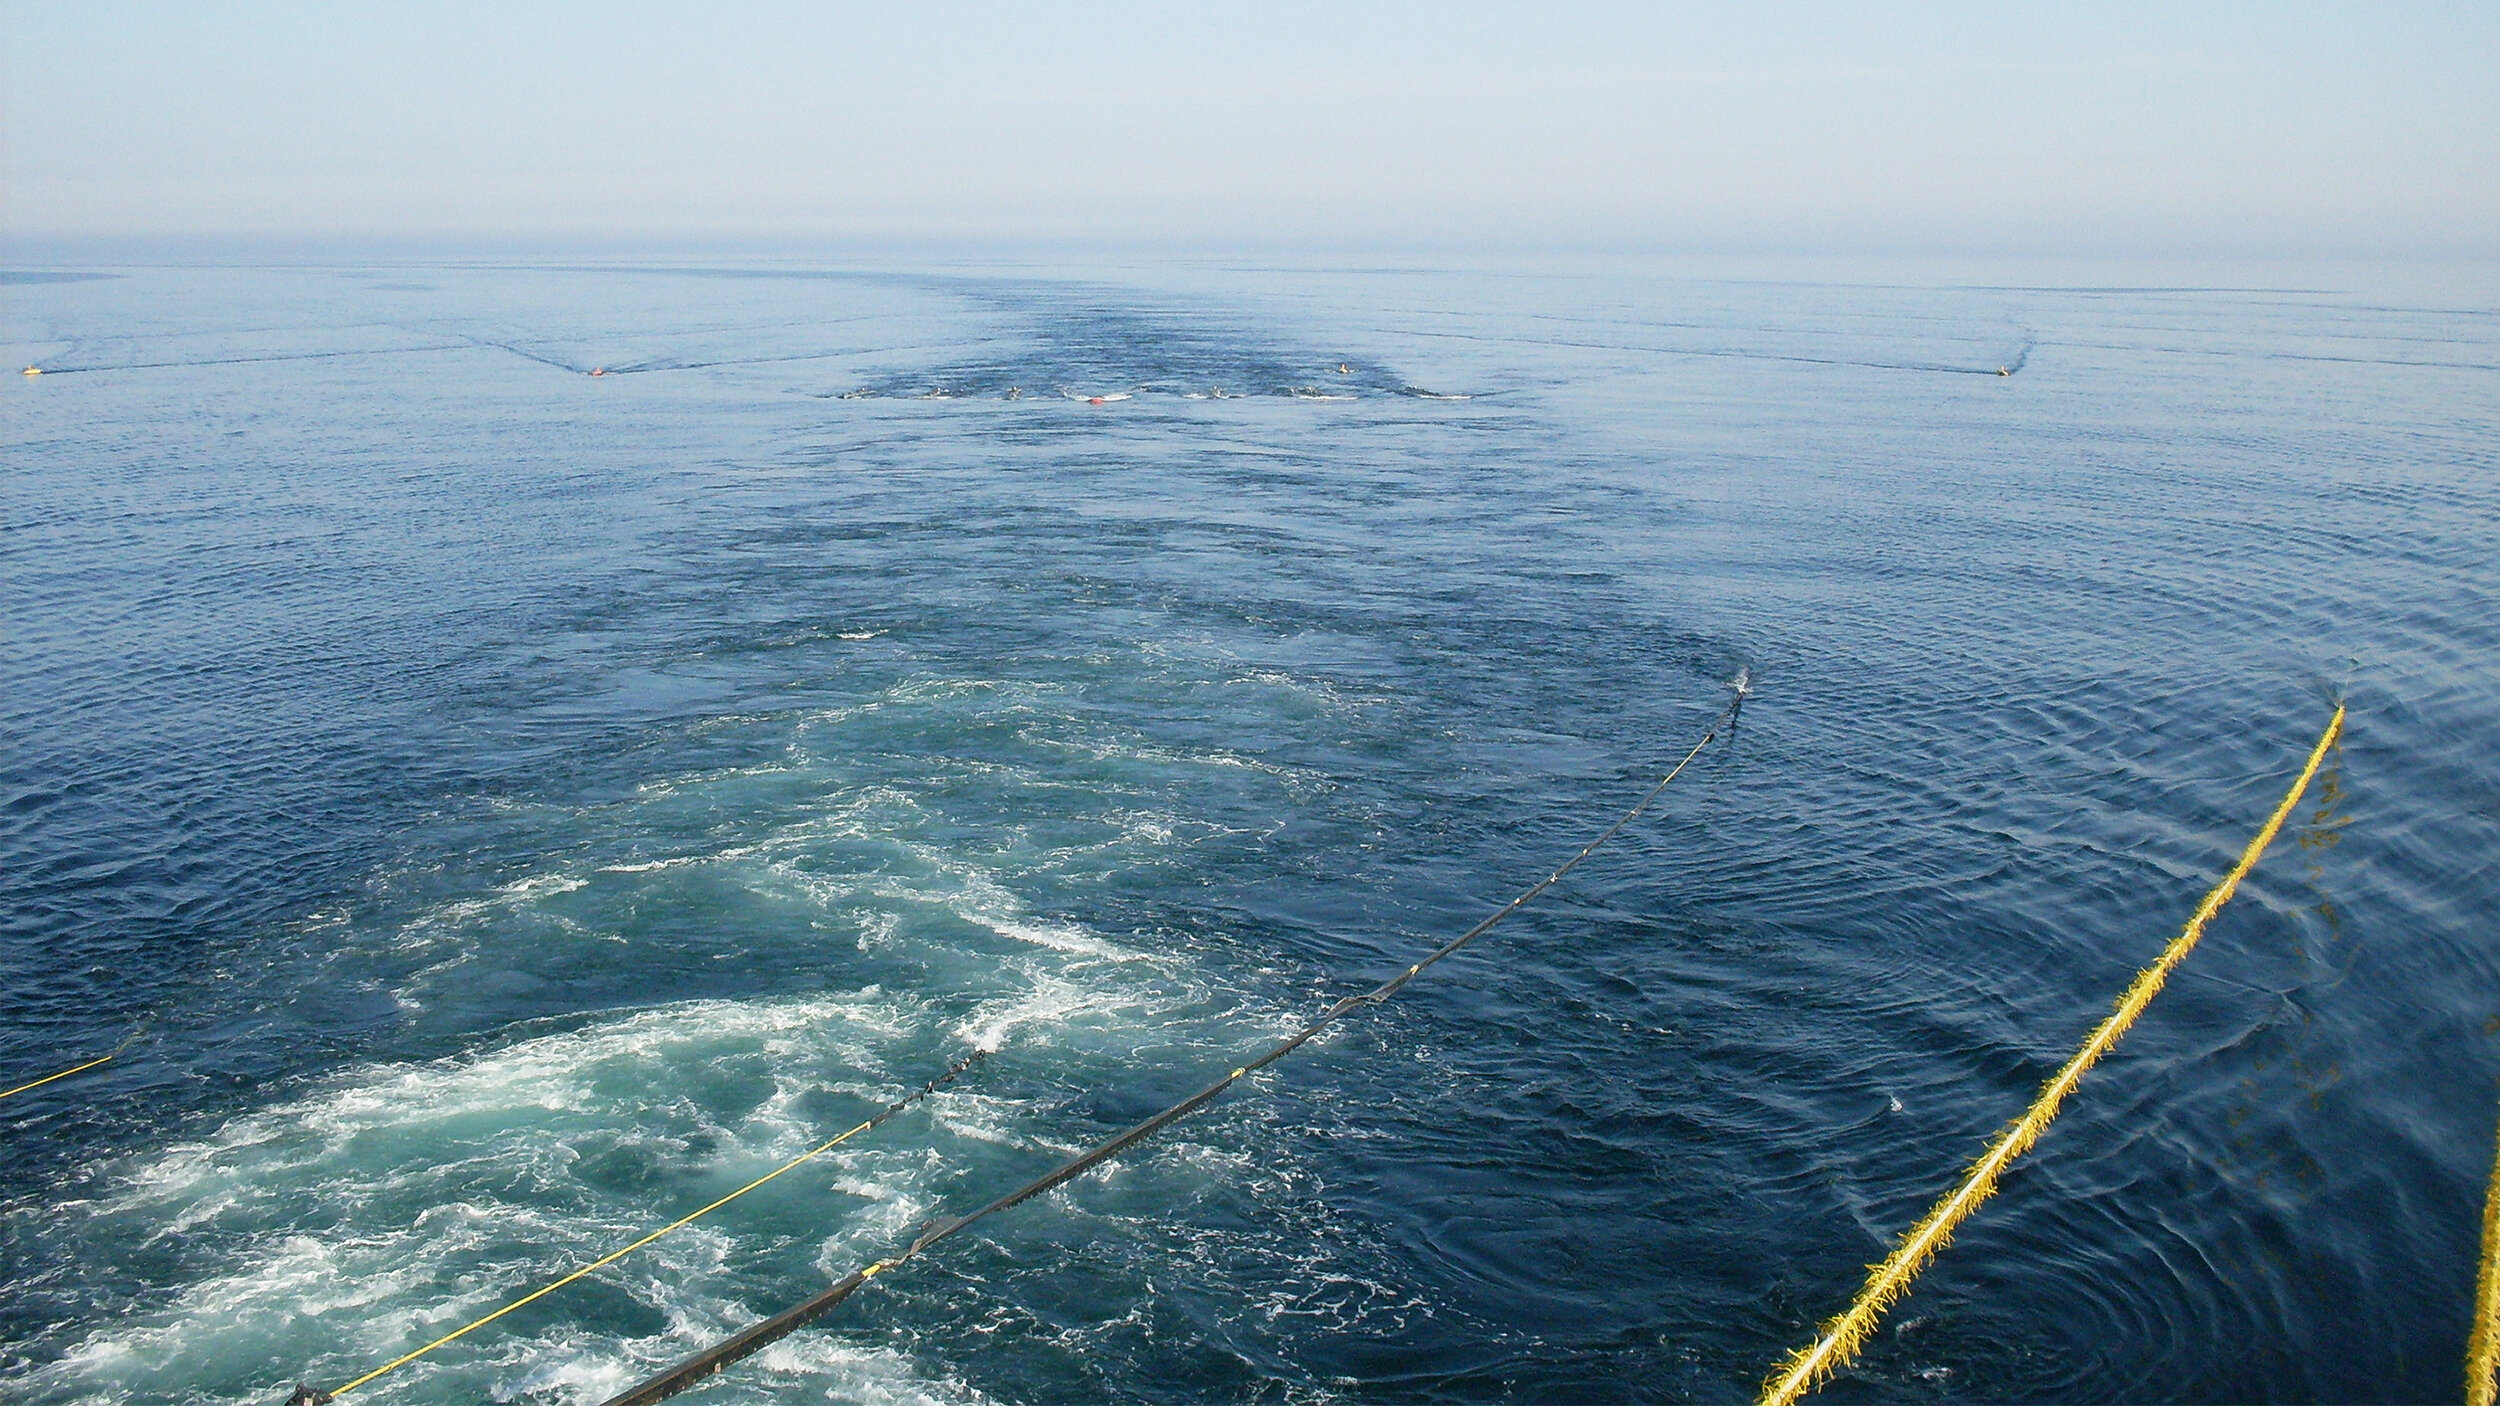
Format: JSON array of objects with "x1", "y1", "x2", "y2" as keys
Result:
[{"x1": 5, "y1": 2, "x2": 2494, "y2": 254}]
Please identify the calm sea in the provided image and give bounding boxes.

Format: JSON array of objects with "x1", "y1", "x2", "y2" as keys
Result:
[{"x1": 3, "y1": 254, "x2": 2495, "y2": 1403}]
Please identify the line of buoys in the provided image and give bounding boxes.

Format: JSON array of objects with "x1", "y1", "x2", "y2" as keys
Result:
[
  {"x1": 1759, "y1": 705, "x2": 2345, "y2": 1406},
  {"x1": 1393, "y1": 326, "x2": 2030, "y2": 379},
  {"x1": 290, "y1": 1047, "x2": 989, "y2": 1402},
  {"x1": 594, "y1": 681, "x2": 1749, "y2": 1406}
]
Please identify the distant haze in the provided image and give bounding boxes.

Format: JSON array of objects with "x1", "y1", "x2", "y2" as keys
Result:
[{"x1": 6, "y1": 2, "x2": 2494, "y2": 256}]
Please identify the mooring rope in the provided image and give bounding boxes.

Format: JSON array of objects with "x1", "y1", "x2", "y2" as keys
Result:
[
  {"x1": 595, "y1": 682, "x2": 1748, "y2": 1406},
  {"x1": 297, "y1": 1047, "x2": 988, "y2": 1402},
  {"x1": 2467, "y1": 1106, "x2": 2500, "y2": 1406},
  {"x1": 1759, "y1": 704, "x2": 2345, "y2": 1406}
]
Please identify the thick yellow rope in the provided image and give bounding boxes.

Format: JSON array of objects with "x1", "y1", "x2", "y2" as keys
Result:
[
  {"x1": 1760, "y1": 705, "x2": 2345, "y2": 1406},
  {"x1": 0, "y1": 1052, "x2": 118, "y2": 1102},
  {"x1": 2467, "y1": 1107, "x2": 2500, "y2": 1406}
]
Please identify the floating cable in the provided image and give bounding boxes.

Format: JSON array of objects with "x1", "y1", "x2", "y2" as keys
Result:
[
  {"x1": 2468, "y1": 1105, "x2": 2500, "y2": 1406},
  {"x1": 2, "y1": 1028, "x2": 143, "y2": 1102},
  {"x1": 297, "y1": 1047, "x2": 988, "y2": 1402},
  {"x1": 0, "y1": 1054, "x2": 117, "y2": 1102},
  {"x1": 1759, "y1": 704, "x2": 2345, "y2": 1406},
  {"x1": 599, "y1": 680, "x2": 1749, "y2": 1406},
  {"x1": 17, "y1": 344, "x2": 472, "y2": 376}
]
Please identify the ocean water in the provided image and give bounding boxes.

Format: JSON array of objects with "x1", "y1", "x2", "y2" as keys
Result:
[{"x1": 2, "y1": 254, "x2": 2495, "y2": 1404}]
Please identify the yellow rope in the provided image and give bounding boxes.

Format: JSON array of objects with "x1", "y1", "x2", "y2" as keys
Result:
[
  {"x1": 327, "y1": 1047, "x2": 983, "y2": 1397},
  {"x1": 1760, "y1": 705, "x2": 2345, "y2": 1406},
  {"x1": 2468, "y1": 1105, "x2": 2500, "y2": 1406},
  {"x1": 1, "y1": 1052, "x2": 119, "y2": 1102}
]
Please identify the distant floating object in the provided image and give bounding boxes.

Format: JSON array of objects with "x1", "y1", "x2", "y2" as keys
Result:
[
  {"x1": 589, "y1": 367, "x2": 606, "y2": 376},
  {"x1": 1996, "y1": 366, "x2": 2010, "y2": 376},
  {"x1": 21, "y1": 367, "x2": 39, "y2": 376},
  {"x1": 1005, "y1": 386, "x2": 1022, "y2": 399},
  {"x1": 1088, "y1": 396, "x2": 1106, "y2": 405},
  {"x1": 1338, "y1": 363, "x2": 1351, "y2": 373}
]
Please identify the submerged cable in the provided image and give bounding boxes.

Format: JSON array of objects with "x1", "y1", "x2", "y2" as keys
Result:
[
  {"x1": 298, "y1": 1048, "x2": 987, "y2": 1402},
  {"x1": 1759, "y1": 705, "x2": 2345, "y2": 1406},
  {"x1": 600, "y1": 682, "x2": 1748, "y2": 1406}
]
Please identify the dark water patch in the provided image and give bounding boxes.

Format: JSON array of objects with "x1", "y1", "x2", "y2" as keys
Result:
[{"x1": 826, "y1": 291, "x2": 1461, "y2": 402}]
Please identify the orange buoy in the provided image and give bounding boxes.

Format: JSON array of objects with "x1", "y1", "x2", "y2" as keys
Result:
[
  {"x1": 1088, "y1": 396, "x2": 1105, "y2": 405},
  {"x1": 589, "y1": 367, "x2": 606, "y2": 377}
]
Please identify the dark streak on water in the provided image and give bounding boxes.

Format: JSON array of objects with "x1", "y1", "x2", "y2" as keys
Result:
[{"x1": 2, "y1": 257, "x2": 2496, "y2": 1404}]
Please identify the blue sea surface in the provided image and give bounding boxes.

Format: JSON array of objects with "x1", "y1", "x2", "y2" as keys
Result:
[{"x1": 2, "y1": 254, "x2": 2495, "y2": 1403}]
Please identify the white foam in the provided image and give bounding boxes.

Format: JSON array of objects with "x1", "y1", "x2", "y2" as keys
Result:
[
  {"x1": 742, "y1": 1336, "x2": 991, "y2": 1406},
  {"x1": 957, "y1": 972, "x2": 1116, "y2": 1054},
  {"x1": 975, "y1": 915, "x2": 1142, "y2": 962},
  {"x1": 36, "y1": 992, "x2": 955, "y2": 1398},
  {"x1": 598, "y1": 856, "x2": 697, "y2": 873}
]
